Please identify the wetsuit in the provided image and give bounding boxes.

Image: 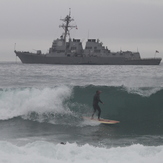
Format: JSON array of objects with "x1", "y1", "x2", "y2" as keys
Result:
[{"x1": 92, "y1": 93, "x2": 103, "y2": 119}]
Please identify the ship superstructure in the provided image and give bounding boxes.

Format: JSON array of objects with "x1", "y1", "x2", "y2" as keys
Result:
[{"x1": 15, "y1": 11, "x2": 162, "y2": 65}]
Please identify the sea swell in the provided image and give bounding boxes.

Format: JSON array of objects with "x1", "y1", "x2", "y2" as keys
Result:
[{"x1": 0, "y1": 85, "x2": 163, "y2": 133}]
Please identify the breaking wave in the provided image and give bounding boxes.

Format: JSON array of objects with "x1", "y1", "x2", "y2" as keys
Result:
[
  {"x1": 0, "y1": 141, "x2": 163, "y2": 163},
  {"x1": 0, "y1": 85, "x2": 163, "y2": 133}
]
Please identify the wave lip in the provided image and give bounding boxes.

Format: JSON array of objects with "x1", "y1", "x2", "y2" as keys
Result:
[{"x1": 0, "y1": 86, "x2": 73, "y2": 120}]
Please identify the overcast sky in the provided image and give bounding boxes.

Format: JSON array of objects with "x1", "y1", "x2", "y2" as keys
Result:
[{"x1": 0, "y1": 0, "x2": 163, "y2": 61}]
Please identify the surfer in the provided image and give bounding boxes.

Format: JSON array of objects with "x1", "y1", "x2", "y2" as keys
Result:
[{"x1": 92, "y1": 90, "x2": 104, "y2": 120}]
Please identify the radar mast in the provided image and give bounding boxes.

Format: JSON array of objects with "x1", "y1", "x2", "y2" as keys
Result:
[{"x1": 59, "y1": 8, "x2": 77, "y2": 42}]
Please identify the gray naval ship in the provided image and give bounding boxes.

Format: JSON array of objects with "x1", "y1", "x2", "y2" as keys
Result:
[{"x1": 15, "y1": 11, "x2": 162, "y2": 65}]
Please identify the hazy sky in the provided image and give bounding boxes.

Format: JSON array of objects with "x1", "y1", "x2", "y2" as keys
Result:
[{"x1": 1, "y1": 0, "x2": 163, "y2": 61}]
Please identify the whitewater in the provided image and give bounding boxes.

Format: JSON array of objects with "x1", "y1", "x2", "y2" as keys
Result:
[{"x1": 0, "y1": 62, "x2": 163, "y2": 163}]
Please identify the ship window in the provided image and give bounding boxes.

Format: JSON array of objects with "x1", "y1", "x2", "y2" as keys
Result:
[{"x1": 86, "y1": 47, "x2": 92, "y2": 49}]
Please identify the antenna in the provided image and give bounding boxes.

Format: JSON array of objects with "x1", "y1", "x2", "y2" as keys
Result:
[
  {"x1": 69, "y1": 8, "x2": 71, "y2": 16},
  {"x1": 14, "y1": 43, "x2": 16, "y2": 51},
  {"x1": 14, "y1": 43, "x2": 17, "y2": 63},
  {"x1": 59, "y1": 9, "x2": 77, "y2": 42}
]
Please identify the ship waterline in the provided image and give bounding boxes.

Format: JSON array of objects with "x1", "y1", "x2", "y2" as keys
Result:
[{"x1": 15, "y1": 51, "x2": 161, "y2": 65}]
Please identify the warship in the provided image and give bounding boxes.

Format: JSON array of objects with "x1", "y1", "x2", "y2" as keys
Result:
[{"x1": 15, "y1": 11, "x2": 162, "y2": 65}]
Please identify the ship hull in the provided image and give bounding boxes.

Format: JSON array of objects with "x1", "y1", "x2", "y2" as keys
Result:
[{"x1": 15, "y1": 51, "x2": 162, "y2": 65}]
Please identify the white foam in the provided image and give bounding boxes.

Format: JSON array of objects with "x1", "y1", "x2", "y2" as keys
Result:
[
  {"x1": 0, "y1": 141, "x2": 163, "y2": 163},
  {"x1": 0, "y1": 86, "x2": 73, "y2": 120},
  {"x1": 80, "y1": 118, "x2": 100, "y2": 126},
  {"x1": 123, "y1": 86, "x2": 162, "y2": 97}
]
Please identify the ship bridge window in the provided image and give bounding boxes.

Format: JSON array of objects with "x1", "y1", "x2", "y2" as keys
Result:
[
  {"x1": 73, "y1": 39, "x2": 80, "y2": 42},
  {"x1": 86, "y1": 47, "x2": 92, "y2": 50},
  {"x1": 88, "y1": 39, "x2": 96, "y2": 42}
]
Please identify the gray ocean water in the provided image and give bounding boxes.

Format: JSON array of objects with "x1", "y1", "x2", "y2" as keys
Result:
[{"x1": 0, "y1": 62, "x2": 163, "y2": 163}]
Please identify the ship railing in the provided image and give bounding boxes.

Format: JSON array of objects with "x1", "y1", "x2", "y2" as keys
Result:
[
  {"x1": 126, "y1": 57, "x2": 162, "y2": 60},
  {"x1": 141, "y1": 57, "x2": 162, "y2": 60}
]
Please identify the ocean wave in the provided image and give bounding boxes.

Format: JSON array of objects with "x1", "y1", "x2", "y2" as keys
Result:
[
  {"x1": 0, "y1": 141, "x2": 163, "y2": 163},
  {"x1": 0, "y1": 85, "x2": 163, "y2": 128},
  {"x1": 123, "y1": 86, "x2": 163, "y2": 97},
  {"x1": 0, "y1": 86, "x2": 73, "y2": 120}
]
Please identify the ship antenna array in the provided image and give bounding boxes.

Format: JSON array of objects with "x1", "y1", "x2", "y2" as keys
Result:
[{"x1": 59, "y1": 8, "x2": 77, "y2": 42}]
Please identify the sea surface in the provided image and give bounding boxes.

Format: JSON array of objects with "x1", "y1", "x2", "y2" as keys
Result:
[{"x1": 0, "y1": 62, "x2": 163, "y2": 163}]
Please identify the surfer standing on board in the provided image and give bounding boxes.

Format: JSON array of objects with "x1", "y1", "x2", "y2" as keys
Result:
[{"x1": 92, "y1": 90, "x2": 104, "y2": 120}]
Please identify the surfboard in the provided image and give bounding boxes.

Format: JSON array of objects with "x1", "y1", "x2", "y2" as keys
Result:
[{"x1": 83, "y1": 117, "x2": 120, "y2": 124}]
